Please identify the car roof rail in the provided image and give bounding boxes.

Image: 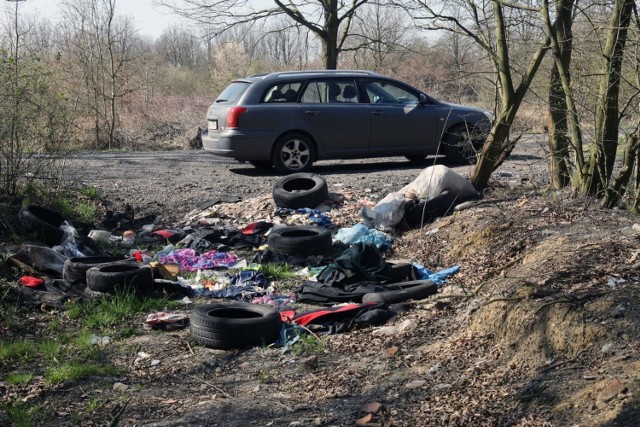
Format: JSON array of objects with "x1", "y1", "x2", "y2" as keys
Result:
[{"x1": 271, "y1": 70, "x2": 381, "y2": 78}]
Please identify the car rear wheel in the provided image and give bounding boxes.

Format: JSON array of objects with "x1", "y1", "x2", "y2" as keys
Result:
[
  {"x1": 273, "y1": 133, "x2": 315, "y2": 174},
  {"x1": 441, "y1": 124, "x2": 485, "y2": 165}
]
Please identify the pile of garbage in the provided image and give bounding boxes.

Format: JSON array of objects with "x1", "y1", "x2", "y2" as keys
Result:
[{"x1": 3, "y1": 166, "x2": 479, "y2": 351}]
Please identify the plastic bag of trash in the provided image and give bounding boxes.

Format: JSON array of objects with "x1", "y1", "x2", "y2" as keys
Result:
[
  {"x1": 362, "y1": 192, "x2": 406, "y2": 231},
  {"x1": 400, "y1": 165, "x2": 478, "y2": 200},
  {"x1": 334, "y1": 223, "x2": 369, "y2": 244}
]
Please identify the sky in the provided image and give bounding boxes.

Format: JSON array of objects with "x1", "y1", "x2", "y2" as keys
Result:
[{"x1": 8, "y1": 0, "x2": 185, "y2": 39}]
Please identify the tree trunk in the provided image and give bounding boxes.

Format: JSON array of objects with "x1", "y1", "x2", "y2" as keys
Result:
[
  {"x1": 546, "y1": 0, "x2": 574, "y2": 189},
  {"x1": 323, "y1": 0, "x2": 339, "y2": 69},
  {"x1": 584, "y1": 0, "x2": 635, "y2": 196}
]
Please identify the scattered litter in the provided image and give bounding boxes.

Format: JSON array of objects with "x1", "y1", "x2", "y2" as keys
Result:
[
  {"x1": 91, "y1": 335, "x2": 112, "y2": 346},
  {"x1": 145, "y1": 312, "x2": 189, "y2": 330},
  {"x1": 18, "y1": 276, "x2": 45, "y2": 288}
]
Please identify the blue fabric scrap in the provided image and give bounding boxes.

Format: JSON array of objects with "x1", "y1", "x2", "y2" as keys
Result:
[{"x1": 413, "y1": 262, "x2": 460, "y2": 286}]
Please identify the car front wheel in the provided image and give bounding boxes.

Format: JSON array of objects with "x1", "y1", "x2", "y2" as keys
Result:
[
  {"x1": 441, "y1": 124, "x2": 485, "y2": 165},
  {"x1": 273, "y1": 133, "x2": 315, "y2": 174}
]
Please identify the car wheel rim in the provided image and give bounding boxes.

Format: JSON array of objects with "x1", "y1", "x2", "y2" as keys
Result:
[{"x1": 281, "y1": 139, "x2": 310, "y2": 170}]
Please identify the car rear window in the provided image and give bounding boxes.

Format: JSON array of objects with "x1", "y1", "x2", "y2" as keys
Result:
[{"x1": 215, "y1": 82, "x2": 250, "y2": 104}]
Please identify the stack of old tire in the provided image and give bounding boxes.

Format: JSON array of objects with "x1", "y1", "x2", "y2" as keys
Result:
[
  {"x1": 189, "y1": 302, "x2": 282, "y2": 349},
  {"x1": 64, "y1": 256, "x2": 154, "y2": 295},
  {"x1": 268, "y1": 172, "x2": 332, "y2": 257}
]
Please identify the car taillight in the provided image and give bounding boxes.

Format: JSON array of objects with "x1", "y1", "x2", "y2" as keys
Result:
[{"x1": 226, "y1": 107, "x2": 247, "y2": 129}]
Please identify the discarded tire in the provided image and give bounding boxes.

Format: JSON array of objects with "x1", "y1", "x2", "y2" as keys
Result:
[
  {"x1": 63, "y1": 256, "x2": 123, "y2": 286},
  {"x1": 86, "y1": 262, "x2": 154, "y2": 294},
  {"x1": 19, "y1": 205, "x2": 67, "y2": 246},
  {"x1": 189, "y1": 302, "x2": 282, "y2": 349},
  {"x1": 268, "y1": 225, "x2": 332, "y2": 256},
  {"x1": 362, "y1": 280, "x2": 438, "y2": 305},
  {"x1": 272, "y1": 172, "x2": 328, "y2": 209}
]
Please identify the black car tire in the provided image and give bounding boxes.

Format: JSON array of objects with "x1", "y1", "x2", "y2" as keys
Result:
[
  {"x1": 441, "y1": 124, "x2": 485, "y2": 165},
  {"x1": 86, "y1": 262, "x2": 154, "y2": 294},
  {"x1": 362, "y1": 280, "x2": 437, "y2": 304},
  {"x1": 272, "y1": 172, "x2": 328, "y2": 209},
  {"x1": 268, "y1": 225, "x2": 332, "y2": 256},
  {"x1": 63, "y1": 256, "x2": 123, "y2": 286},
  {"x1": 273, "y1": 133, "x2": 315, "y2": 174},
  {"x1": 18, "y1": 205, "x2": 67, "y2": 246},
  {"x1": 249, "y1": 160, "x2": 273, "y2": 170},
  {"x1": 189, "y1": 302, "x2": 282, "y2": 349}
]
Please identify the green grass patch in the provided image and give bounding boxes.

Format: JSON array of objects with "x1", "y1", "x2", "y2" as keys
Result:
[
  {"x1": 80, "y1": 186, "x2": 99, "y2": 199},
  {"x1": 37, "y1": 339, "x2": 61, "y2": 361},
  {"x1": 0, "y1": 340, "x2": 37, "y2": 365},
  {"x1": 250, "y1": 263, "x2": 296, "y2": 280},
  {"x1": 292, "y1": 333, "x2": 325, "y2": 356},
  {"x1": 66, "y1": 288, "x2": 181, "y2": 335},
  {"x1": 5, "y1": 401, "x2": 43, "y2": 427},
  {"x1": 45, "y1": 361, "x2": 118, "y2": 384},
  {"x1": 5, "y1": 372, "x2": 33, "y2": 385}
]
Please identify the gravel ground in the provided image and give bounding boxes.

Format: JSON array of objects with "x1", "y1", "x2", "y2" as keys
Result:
[{"x1": 62, "y1": 135, "x2": 550, "y2": 224}]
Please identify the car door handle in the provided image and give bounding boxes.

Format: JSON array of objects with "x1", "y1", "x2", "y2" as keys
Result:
[
  {"x1": 304, "y1": 110, "x2": 319, "y2": 116},
  {"x1": 371, "y1": 111, "x2": 385, "y2": 116}
]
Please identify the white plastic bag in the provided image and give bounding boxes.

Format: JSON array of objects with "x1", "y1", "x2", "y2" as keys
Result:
[
  {"x1": 400, "y1": 165, "x2": 477, "y2": 200},
  {"x1": 362, "y1": 192, "x2": 407, "y2": 231}
]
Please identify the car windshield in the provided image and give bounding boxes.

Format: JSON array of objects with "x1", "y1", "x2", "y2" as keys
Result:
[{"x1": 215, "y1": 82, "x2": 250, "y2": 104}]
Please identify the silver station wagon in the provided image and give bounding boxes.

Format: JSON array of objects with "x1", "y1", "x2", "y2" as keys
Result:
[{"x1": 202, "y1": 70, "x2": 492, "y2": 174}]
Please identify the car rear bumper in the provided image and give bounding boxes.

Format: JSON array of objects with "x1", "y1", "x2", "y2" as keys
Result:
[{"x1": 202, "y1": 129, "x2": 273, "y2": 161}]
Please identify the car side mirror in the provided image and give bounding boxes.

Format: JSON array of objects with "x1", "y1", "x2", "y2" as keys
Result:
[{"x1": 419, "y1": 94, "x2": 429, "y2": 105}]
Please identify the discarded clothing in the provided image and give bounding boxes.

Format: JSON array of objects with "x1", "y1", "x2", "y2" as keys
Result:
[
  {"x1": 285, "y1": 302, "x2": 395, "y2": 334},
  {"x1": 334, "y1": 224, "x2": 393, "y2": 251},
  {"x1": 145, "y1": 312, "x2": 189, "y2": 330},
  {"x1": 240, "y1": 221, "x2": 273, "y2": 235},
  {"x1": 159, "y1": 248, "x2": 238, "y2": 272},
  {"x1": 295, "y1": 279, "x2": 435, "y2": 305},
  {"x1": 402, "y1": 191, "x2": 462, "y2": 228},
  {"x1": 413, "y1": 263, "x2": 460, "y2": 285},
  {"x1": 317, "y1": 242, "x2": 393, "y2": 286},
  {"x1": 201, "y1": 227, "x2": 266, "y2": 249},
  {"x1": 274, "y1": 208, "x2": 332, "y2": 228},
  {"x1": 230, "y1": 270, "x2": 269, "y2": 288}
]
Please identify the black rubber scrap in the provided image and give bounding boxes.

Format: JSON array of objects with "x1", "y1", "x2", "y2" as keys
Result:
[
  {"x1": 362, "y1": 280, "x2": 437, "y2": 304},
  {"x1": 18, "y1": 205, "x2": 68, "y2": 246},
  {"x1": 85, "y1": 262, "x2": 154, "y2": 294},
  {"x1": 272, "y1": 172, "x2": 328, "y2": 209},
  {"x1": 267, "y1": 225, "x2": 332, "y2": 256},
  {"x1": 189, "y1": 302, "x2": 282, "y2": 349}
]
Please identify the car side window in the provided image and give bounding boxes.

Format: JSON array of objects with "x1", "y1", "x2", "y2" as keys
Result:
[
  {"x1": 363, "y1": 79, "x2": 419, "y2": 104},
  {"x1": 262, "y1": 82, "x2": 303, "y2": 103},
  {"x1": 300, "y1": 79, "x2": 360, "y2": 103}
]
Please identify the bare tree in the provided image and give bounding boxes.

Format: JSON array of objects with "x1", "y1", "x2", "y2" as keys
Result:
[
  {"x1": 155, "y1": 0, "x2": 376, "y2": 69},
  {"x1": 59, "y1": 0, "x2": 145, "y2": 149},
  {"x1": 156, "y1": 25, "x2": 205, "y2": 68},
  {"x1": 410, "y1": 0, "x2": 551, "y2": 189}
]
